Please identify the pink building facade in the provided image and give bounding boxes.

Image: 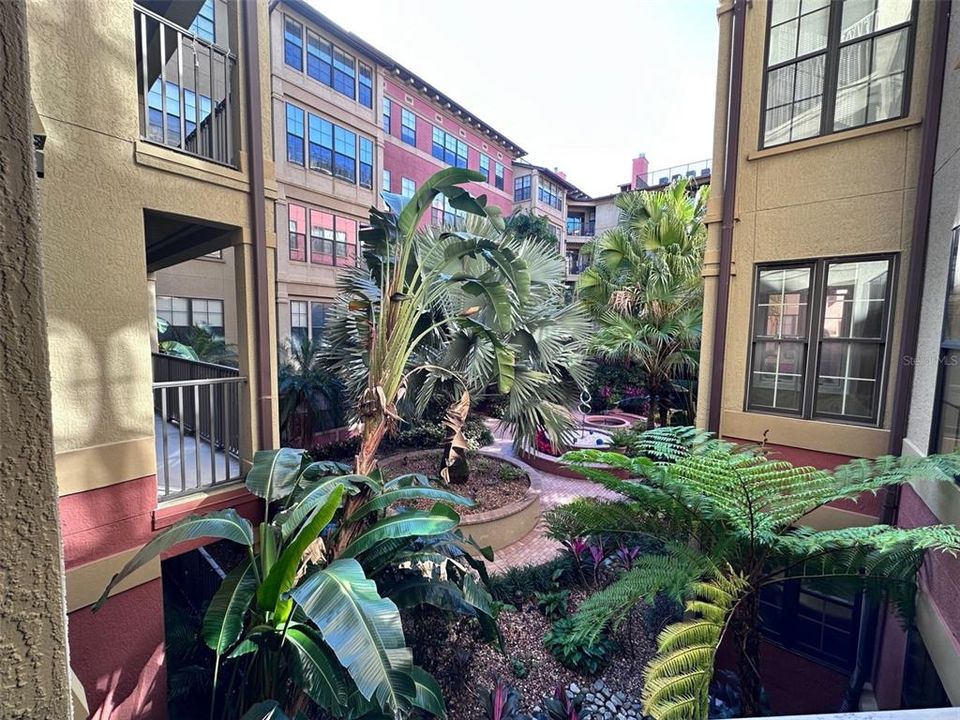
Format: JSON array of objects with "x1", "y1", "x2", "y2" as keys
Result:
[{"x1": 381, "y1": 75, "x2": 521, "y2": 222}]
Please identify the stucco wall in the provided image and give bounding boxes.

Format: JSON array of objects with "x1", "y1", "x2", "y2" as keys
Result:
[
  {"x1": 0, "y1": 1, "x2": 71, "y2": 716},
  {"x1": 701, "y1": 0, "x2": 935, "y2": 460},
  {"x1": 383, "y1": 78, "x2": 516, "y2": 217},
  {"x1": 904, "y1": 1, "x2": 960, "y2": 458}
]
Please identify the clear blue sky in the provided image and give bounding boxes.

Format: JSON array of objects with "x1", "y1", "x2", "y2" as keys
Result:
[{"x1": 308, "y1": 0, "x2": 719, "y2": 197}]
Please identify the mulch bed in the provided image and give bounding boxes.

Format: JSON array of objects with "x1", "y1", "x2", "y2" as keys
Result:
[
  {"x1": 406, "y1": 590, "x2": 658, "y2": 720},
  {"x1": 379, "y1": 451, "x2": 530, "y2": 515}
]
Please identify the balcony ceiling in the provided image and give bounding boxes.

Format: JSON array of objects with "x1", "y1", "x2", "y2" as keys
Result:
[{"x1": 144, "y1": 209, "x2": 235, "y2": 272}]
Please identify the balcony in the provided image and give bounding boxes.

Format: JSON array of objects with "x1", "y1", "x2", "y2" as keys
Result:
[
  {"x1": 640, "y1": 158, "x2": 712, "y2": 189},
  {"x1": 152, "y1": 353, "x2": 244, "y2": 500},
  {"x1": 566, "y1": 253, "x2": 589, "y2": 277},
  {"x1": 566, "y1": 219, "x2": 596, "y2": 237},
  {"x1": 134, "y1": 4, "x2": 237, "y2": 167}
]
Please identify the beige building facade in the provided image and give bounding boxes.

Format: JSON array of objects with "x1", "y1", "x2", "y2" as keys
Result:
[
  {"x1": 25, "y1": 0, "x2": 278, "y2": 716},
  {"x1": 699, "y1": 0, "x2": 959, "y2": 714}
]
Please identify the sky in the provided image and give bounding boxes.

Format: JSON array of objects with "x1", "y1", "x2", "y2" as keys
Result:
[{"x1": 308, "y1": 0, "x2": 720, "y2": 198}]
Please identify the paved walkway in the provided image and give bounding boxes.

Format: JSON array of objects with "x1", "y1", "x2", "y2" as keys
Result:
[{"x1": 481, "y1": 420, "x2": 619, "y2": 572}]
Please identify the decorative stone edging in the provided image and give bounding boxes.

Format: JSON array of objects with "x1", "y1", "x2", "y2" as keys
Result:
[{"x1": 378, "y1": 448, "x2": 542, "y2": 552}]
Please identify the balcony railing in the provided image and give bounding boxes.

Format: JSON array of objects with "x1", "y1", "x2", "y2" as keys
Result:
[
  {"x1": 566, "y1": 255, "x2": 590, "y2": 276},
  {"x1": 566, "y1": 220, "x2": 596, "y2": 237},
  {"x1": 152, "y1": 353, "x2": 244, "y2": 500},
  {"x1": 135, "y1": 4, "x2": 237, "y2": 166},
  {"x1": 641, "y1": 158, "x2": 712, "y2": 188}
]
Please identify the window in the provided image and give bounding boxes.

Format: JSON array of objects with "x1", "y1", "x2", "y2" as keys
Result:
[
  {"x1": 538, "y1": 177, "x2": 563, "y2": 210},
  {"x1": 157, "y1": 296, "x2": 225, "y2": 340},
  {"x1": 747, "y1": 256, "x2": 895, "y2": 424},
  {"x1": 760, "y1": 572, "x2": 861, "y2": 671},
  {"x1": 288, "y1": 203, "x2": 306, "y2": 262},
  {"x1": 401, "y1": 177, "x2": 416, "y2": 198},
  {"x1": 934, "y1": 229, "x2": 960, "y2": 453},
  {"x1": 290, "y1": 300, "x2": 309, "y2": 342},
  {"x1": 514, "y1": 174, "x2": 532, "y2": 202},
  {"x1": 401, "y1": 108, "x2": 416, "y2": 146},
  {"x1": 286, "y1": 103, "x2": 305, "y2": 165},
  {"x1": 333, "y1": 126, "x2": 356, "y2": 182},
  {"x1": 550, "y1": 223, "x2": 563, "y2": 241},
  {"x1": 284, "y1": 16, "x2": 303, "y2": 71},
  {"x1": 308, "y1": 113, "x2": 333, "y2": 174},
  {"x1": 479, "y1": 153, "x2": 490, "y2": 183},
  {"x1": 189, "y1": 0, "x2": 215, "y2": 43},
  {"x1": 762, "y1": 0, "x2": 915, "y2": 148},
  {"x1": 900, "y1": 627, "x2": 951, "y2": 708},
  {"x1": 382, "y1": 169, "x2": 392, "y2": 193},
  {"x1": 309, "y1": 209, "x2": 334, "y2": 264},
  {"x1": 494, "y1": 162, "x2": 504, "y2": 190},
  {"x1": 359, "y1": 63, "x2": 373, "y2": 108},
  {"x1": 382, "y1": 97, "x2": 393, "y2": 135},
  {"x1": 431, "y1": 126, "x2": 468, "y2": 168},
  {"x1": 430, "y1": 194, "x2": 466, "y2": 228},
  {"x1": 290, "y1": 300, "x2": 331, "y2": 343},
  {"x1": 567, "y1": 216, "x2": 583, "y2": 235},
  {"x1": 306, "y1": 31, "x2": 333, "y2": 87},
  {"x1": 332, "y1": 47, "x2": 355, "y2": 99},
  {"x1": 359, "y1": 137, "x2": 373, "y2": 189}
]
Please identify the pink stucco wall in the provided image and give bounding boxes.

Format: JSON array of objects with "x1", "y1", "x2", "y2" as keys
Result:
[{"x1": 382, "y1": 79, "x2": 516, "y2": 217}]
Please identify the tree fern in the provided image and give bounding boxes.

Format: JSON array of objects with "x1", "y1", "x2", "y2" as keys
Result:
[
  {"x1": 643, "y1": 569, "x2": 747, "y2": 720},
  {"x1": 558, "y1": 424, "x2": 960, "y2": 719}
]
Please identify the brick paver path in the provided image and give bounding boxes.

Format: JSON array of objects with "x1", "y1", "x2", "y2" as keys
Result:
[{"x1": 481, "y1": 421, "x2": 619, "y2": 572}]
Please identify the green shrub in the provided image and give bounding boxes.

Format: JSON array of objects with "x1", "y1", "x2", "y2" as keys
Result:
[
  {"x1": 535, "y1": 589, "x2": 570, "y2": 620},
  {"x1": 310, "y1": 435, "x2": 361, "y2": 461},
  {"x1": 543, "y1": 618, "x2": 615, "y2": 676},
  {"x1": 509, "y1": 657, "x2": 529, "y2": 679},
  {"x1": 489, "y1": 555, "x2": 575, "y2": 603}
]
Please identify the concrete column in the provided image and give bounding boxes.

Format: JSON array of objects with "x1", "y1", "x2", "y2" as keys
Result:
[
  {"x1": 147, "y1": 272, "x2": 159, "y2": 353},
  {"x1": 0, "y1": 0, "x2": 73, "y2": 717}
]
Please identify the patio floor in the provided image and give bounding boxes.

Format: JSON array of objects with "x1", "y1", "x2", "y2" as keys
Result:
[{"x1": 154, "y1": 415, "x2": 241, "y2": 499}]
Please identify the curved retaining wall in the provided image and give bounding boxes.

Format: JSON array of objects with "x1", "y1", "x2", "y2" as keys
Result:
[{"x1": 378, "y1": 448, "x2": 542, "y2": 552}]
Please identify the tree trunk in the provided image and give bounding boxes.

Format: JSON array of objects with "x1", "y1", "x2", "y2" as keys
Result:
[
  {"x1": 645, "y1": 386, "x2": 657, "y2": 429},
  {"x1": 732, "y1": 592, "x2": 763, "y2": 717}
]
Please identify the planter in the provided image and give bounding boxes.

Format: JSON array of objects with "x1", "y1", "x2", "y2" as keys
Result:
[
  {"x1": 378, "y1": 448, "x2": 542, "y2": 552},
  {"x1": 518, "y1": 446, "x2": 631, "y2": 480}
]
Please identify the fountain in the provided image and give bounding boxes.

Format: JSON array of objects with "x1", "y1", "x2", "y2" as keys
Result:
[{"x1": 571, "y1": 389, "x2": 613, "y2": 449}]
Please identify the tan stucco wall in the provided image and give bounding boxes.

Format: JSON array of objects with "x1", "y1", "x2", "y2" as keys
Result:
[
  {"x1": 155, "y1": 250, "x2": 241, "y2": 346},
  {"x1": 26, "y1": 0, "x2": 277, "y2": 490},
  {"x1": 0, "y1": 1, "x2": 72, "y2": 714},
  {"x1": 700, "y1": 0, "x2": 935, "y2": 458}
]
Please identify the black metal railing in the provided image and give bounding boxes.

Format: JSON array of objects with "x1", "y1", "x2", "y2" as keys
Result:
[
  {"x1": 152, "y1": 353, "x2": 244, "y2": 499},
  {"x1": 135, "y1": 4, "x2": 237, "y2": 166},
  {"x1": 566, "y1": 220, "x2": 596, "y2": 237}
]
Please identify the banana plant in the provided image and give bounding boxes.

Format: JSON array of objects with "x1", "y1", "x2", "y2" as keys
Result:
[{"x1": 95, "y1": 448, "x2": 498, "y2": 719}]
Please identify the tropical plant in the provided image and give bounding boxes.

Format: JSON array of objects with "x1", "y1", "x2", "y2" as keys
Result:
[
  {"x1": 543, "y1": 617, "x2": 616, "y2": 676},
  {"x1": 279, "y1": 336, "x2": 345, "y2": 446},
  {"x1": 156, "y1": 319, "x2": 238, "y2": 367},
  {"x1": 410, "y1": 215, "x2": 594, "y2": 459},
  {"x1": 535, "y1": 589, "x2": 570, "y2": 620},
  {"x1": 554, "y1": 426, "x2": 960, "y2": 719},
  {"x1": 577, "y1": 179, "x2": 708, "y2": 428},
  {"x1": 322, "y1": 173, "x2": 591, "y2": 488},
  {"x1": 482, "y1": 678, "x2": 524, "y2": 720},
  {"x1": 542, "y1": 684, "x2": 582, "y2": 720},
  {"x1": 319, "y1": 168, "x2": 515, "y2": 484},
  {"x1": 95, "y1": 448, "x2": 498, "y2": 719},
  {"x1": 504, "y1": 210, "x2": 558, "y2": 246}
]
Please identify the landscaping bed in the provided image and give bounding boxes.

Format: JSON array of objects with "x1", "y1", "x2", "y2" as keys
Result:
[
  {"x1": 406, "y1": 571, "x2": 670, "y2": 720},
  {"x1": 379, "y1": 449, "x2": 530, "y2": 515}
]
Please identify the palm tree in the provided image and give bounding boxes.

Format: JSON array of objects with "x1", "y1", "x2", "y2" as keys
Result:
[
  {"x1": 278, "y1": 336, "x2": 344, "y2": 446},
  {"x1": 577, "y1": 179, "x2": 708, "y2": 428},
  {"x1": 412, "y1": 215, "x2": 594, "y2": 462},
  {"x1": 550, "y1": 426, "x2": 960, "y2": 719}
]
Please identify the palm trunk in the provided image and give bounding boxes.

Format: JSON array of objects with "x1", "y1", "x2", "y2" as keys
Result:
[
  {"x1": 645, "y1": 385, "x2": 657, "y2": 430},
  {"x1": 732, "y1": 592, "x2": 763, "y2": 717}
]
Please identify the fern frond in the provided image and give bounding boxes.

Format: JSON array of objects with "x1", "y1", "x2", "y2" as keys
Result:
[
  {"x1": 544, "y1": 498, "x2": 689, "y2": 544},
  {"x1": 570, "y1": 545, "x2": 710, "y2": 644},
  {"x1": 642, "y1": 569, "x2": 747, "y2": 720}
]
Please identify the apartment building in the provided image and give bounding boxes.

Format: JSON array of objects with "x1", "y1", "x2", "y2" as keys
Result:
[
  {"x1": 164, "y1": 0, "x2": 527, "y2": 349},
  {"x1": 23, "y1": 1, "x2": 278, "y2": 717},
  {"x1": 563, "y1": 154, "x2": 712, "y2": 281},
  {"x1": 700, "y1": 0, "x2": 958, "y2": 713}
]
